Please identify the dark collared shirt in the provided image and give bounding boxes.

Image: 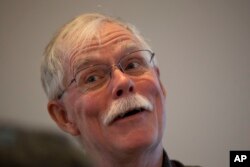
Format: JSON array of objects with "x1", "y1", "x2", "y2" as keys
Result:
[{"x1": 163, "y1": 150, "x2": 185, "y2": 167}]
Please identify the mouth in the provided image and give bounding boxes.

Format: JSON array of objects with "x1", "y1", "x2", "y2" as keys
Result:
[
  {"x1": 112, "y1": 107, "x2": 146, "y2": 123},
  {"x1": 103, "y1": 94, "x2": 153, "y2": 126}
]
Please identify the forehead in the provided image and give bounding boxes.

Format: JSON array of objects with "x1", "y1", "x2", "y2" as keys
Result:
[{"x1": 68, "y1": 22, "x2": 141, "y2": 74}]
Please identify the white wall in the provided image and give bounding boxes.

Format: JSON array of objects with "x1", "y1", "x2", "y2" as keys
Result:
[{"x1": 0, "y1": 0, "x2": 249, "y2": 166}]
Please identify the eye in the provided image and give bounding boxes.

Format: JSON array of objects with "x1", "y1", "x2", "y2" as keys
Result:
[
  {"x1": 77, "y1": 69, "x2": 106, "y2": 87},
  {"x1": 122, "y1": 57, "x2": 147, "y2": 76},
  {"x1": 124, "y1": 61, "x2": 140, "y2": 70},
  {"x1": 86, "y1": 75, "x2": 100, "y2": 83},
  {"x1": 75, "y1": 64, "x2": 111, "y2": 92}
]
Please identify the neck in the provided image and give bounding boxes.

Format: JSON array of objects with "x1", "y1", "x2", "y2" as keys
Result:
[{"x1": 88, "y1": 143, "x2": 164, "y2": 167}]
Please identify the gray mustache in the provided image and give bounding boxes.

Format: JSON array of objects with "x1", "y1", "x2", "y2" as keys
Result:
[{"x1": 102, "y1": 94, "x2": 153, "y2": 126}]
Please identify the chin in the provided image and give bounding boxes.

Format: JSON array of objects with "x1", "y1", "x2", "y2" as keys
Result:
[{"x1": 113, "y1": 127, "x2": 161, "y2": 154}]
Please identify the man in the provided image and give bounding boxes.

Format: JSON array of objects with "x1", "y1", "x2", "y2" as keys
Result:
[{"x1": 41, "y1": 13, "x2": 185, "y2": 167}]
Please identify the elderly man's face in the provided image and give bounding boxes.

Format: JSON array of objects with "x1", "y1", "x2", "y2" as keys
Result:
[{"x1": 53, "y1": 23, "x2": 166, "y2": 155}]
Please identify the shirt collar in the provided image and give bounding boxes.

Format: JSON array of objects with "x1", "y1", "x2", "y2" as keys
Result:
[{"x1": 162, "y1": 149, "x2": 173, "y2": 167}]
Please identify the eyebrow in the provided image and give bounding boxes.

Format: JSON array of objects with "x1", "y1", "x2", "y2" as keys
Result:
[
  {"x1": 73, "y1": 56, "x2": 99, "y2": 75},
  {"x1": 121, "y1": 43, "x2": 141, "y2": 54}
]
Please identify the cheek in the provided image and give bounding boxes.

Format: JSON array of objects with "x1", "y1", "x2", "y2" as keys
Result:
[
  {"x1": 71, "y1": 94, "x2": 110, "y2": 146},
  {"x1": 74, "y1": 95, "x2": 99, "y2": 119},
  {"x1": 137, "y1": 74, "x2": 165, "y2": 101},
  {"x1": 137, "y1": 74, "x2": 166, "y2": 128},
  {"x1": 72, "y1": 91, "x2": 110, "y2": 126},
  {"x1": 62, "y1": 93, "x2": 96, "y2": 127}
]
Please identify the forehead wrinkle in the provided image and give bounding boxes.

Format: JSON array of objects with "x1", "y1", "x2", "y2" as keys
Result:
[
  {"x1": 68, "y1": 36, "x2": 138, "y2": 73},
  {"x1": 82, "y1": 30, "x2": 136, "y2": 53},
  {"x1": 69, "y1": 28, "x2": 135, "y2": 60}
]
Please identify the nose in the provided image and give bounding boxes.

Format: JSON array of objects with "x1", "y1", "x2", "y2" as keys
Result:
[{"x1": 111, "y1": 68, "x2": 135, "y2": 99}]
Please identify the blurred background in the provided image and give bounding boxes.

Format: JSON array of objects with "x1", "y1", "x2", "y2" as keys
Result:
[{"x1": 0, "y1": 0, "x2": 249, "y2": 166}]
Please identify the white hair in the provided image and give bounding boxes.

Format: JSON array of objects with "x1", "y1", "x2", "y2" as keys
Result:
[{"x1": 41, "y1": 13, "x2": 155, "y2": 100}]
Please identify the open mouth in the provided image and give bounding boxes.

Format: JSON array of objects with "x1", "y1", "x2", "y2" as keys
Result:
[
  {"x1": 103, "y1": 95, "x2": 153, "y2": 126},
  {"x1": 112, "y1": 107, "x2": 146, "y2": 123}
]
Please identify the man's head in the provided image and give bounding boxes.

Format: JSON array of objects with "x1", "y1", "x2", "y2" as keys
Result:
[{"x1": 41, "y1": 13, "x2": 167, "y2": 161}]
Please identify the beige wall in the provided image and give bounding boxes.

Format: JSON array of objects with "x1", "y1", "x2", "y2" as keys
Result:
[{"x1": 1, "y1": 0, "x2": 250, "y2": 166}]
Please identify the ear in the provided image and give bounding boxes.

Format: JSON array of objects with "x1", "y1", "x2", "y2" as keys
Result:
[
  {"x1": 154, "y1": 67, "x2": 167, "y2": 97},
  {"x1": 47, "y1": 101, "x2": 80, "y2": 136}
]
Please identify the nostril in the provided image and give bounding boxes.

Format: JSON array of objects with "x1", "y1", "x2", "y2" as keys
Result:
[
  {"x1": 116, "y1": 90, "x2": 123, "y2": 97},
  {"x1": 129, "y1": 86, "x2": 133, "y2": 92}
]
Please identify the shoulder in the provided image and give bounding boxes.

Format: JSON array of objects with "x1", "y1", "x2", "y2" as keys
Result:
[
  {"x1": 163, "y1": 149, "x2": 201, "y2": 167},
  {"x1": 170, "y1": 160, "x2": 184, "y2": 167}
]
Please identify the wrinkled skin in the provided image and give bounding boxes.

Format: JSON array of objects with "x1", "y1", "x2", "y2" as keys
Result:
[{"x1": 48, "y1": 22, "x2": 167, "y2": 167}]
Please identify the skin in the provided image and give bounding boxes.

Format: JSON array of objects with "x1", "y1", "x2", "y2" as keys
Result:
[{"x1": 48, "y1": 22, "x2": 167, "y2": 167}]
